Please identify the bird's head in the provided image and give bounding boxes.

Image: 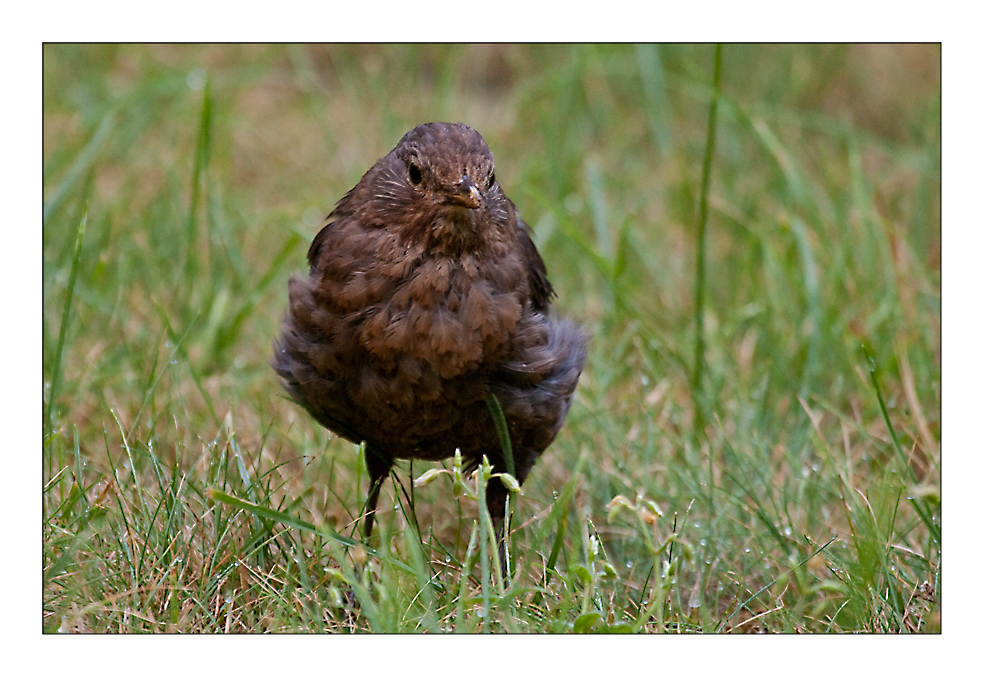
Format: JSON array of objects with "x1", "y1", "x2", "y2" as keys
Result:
[{"x1": 352, "y1": 122, "x2": 515, "y2": 255}]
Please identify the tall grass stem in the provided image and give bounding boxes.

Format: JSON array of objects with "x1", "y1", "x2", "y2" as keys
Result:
[
  {"x1": 692, "y1": 44, "x2": 723, "y2": 432},
  {"x1": 46, "y1": 206, "x2": 87, "y2": 437}
]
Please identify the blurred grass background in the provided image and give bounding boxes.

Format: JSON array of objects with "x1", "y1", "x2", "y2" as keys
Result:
[{"x1": 42, "y1": 44, "x2": 940, "y2": 633}]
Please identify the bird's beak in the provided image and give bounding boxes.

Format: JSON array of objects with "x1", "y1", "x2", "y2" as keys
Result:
[{"x1": 447, "y1": 175, "x2": 482, "y2": 209}]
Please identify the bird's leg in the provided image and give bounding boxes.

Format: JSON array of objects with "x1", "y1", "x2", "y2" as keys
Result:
[
  {"x1": 485, "y1": 475, "x2": 511, "y2": 584},
  {"x1": 362, "y1": 444, "x2": 393, "y2": 539}
]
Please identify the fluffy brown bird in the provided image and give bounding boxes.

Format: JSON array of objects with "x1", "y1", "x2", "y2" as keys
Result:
[{"x1": 273, "y1": 122, "x2": 588, "y2": 570}]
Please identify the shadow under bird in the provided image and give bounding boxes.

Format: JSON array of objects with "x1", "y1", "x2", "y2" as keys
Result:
[{"x1": 273, "y1": 122, "x2": 588, "y2": 577}]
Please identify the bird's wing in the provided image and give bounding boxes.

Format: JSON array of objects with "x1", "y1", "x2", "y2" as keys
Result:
[{"x1": 516, "y1": 217, "x2": 555, "y2": 312}]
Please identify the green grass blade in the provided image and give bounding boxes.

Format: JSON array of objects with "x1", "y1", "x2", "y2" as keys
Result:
[
  {"x1": 182, "y1": 73, "x2": 213, "y2": 289},
  {"x1": 716, "y1": 535, "x2": 835, "y2": 632},
  {"x1": 46, "y1": 206, "x2": 87, "y2": 437},
  {"x1": 692, "y1": 43, "x2": 723, "y2": 431},
  {"x1": 861, "y1": 342, "x2": 941, "y2": 546},
  {"x1": 483, "y1": 393, "x2": 515, "y2": 477},
  {"x1": 43, "y1": 111, "x2": 115, "y2": 226}
]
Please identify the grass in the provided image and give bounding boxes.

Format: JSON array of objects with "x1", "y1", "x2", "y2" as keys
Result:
[{"x1": 42, "y1": 44, "x2": 940, "y2": 633}]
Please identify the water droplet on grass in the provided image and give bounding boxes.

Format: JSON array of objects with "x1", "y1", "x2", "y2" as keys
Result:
[{"x1": 187, "y1": 68, "x2": 207, "y2": 91}]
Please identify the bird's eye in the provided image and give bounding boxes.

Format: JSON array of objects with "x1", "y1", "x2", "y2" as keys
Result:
[
  {"x1": 487, "y1": 171, "x2": 496, "y2": 189},
  {"x1": 408, "y1": 162, "x2": 423, "y2": 186}
]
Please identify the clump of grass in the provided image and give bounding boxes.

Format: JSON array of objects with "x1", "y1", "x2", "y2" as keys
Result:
[{"x1": 44, "y1": 44, "x2": 939, "y2": 633}]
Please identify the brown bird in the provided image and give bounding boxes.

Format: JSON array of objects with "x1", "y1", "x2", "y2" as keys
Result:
[{"x1": 273, "y1": 122, "x2": 588, "y2": 572}]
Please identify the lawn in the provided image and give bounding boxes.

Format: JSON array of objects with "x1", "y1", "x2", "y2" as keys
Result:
[{"x1": 42, "y1": 44, "x2": 940, "y2": 633}]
